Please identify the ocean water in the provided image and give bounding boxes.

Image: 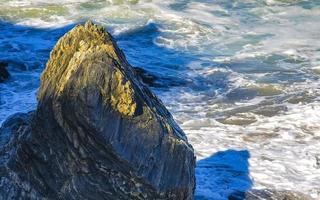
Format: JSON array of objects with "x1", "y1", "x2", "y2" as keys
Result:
[{"x1": 0, "y1": 0, "x2": 320, "y2": 199}]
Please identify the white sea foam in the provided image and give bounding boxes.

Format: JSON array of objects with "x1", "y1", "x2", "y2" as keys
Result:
[{"x1": 161, "y1": 89, "x2": 320, "y2": 199}]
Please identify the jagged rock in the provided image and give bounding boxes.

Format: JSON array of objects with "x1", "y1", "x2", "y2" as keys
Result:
[
  {"x1": 133, "y1": 67, "x2": 158, "y2": 87},
  {"x1": 133, "y1": 67, "x2": 190, "y2": 88},
  {"x1": 0, "y1": 21, "x2": 195, "y2": 200},
  {"x1": 0, "y1": 61, "x2": 10, "y2": 82}
]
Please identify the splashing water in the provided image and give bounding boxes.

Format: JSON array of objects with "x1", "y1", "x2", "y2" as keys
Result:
[{"x1": 0, "y1": 0, "x2": 320, "y2": 199}]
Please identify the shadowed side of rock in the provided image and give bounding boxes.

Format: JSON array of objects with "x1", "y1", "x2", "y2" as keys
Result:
[{"x1": 0, "y1": 21, "x2": 195, "y2": 200}]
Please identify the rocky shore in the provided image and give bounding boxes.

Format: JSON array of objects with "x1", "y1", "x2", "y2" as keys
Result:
[{"x1": 0, "y1": 21, "x2": 195, "y2": 200}]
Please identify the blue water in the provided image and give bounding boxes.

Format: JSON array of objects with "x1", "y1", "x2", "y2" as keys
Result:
[{"x1": 1, "y1": 0, "x2": 320, "y2": 199}]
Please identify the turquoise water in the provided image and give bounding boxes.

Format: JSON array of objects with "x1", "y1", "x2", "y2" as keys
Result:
[{"x1": 0, "y1": 0, "x2": 320, "y2": 199}]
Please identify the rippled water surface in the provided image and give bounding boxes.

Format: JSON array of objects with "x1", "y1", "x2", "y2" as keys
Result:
[{"x1": 0, "y1": 0, "x2": 320, "y2": 199}]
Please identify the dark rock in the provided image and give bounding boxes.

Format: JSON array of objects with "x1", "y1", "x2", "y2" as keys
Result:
[
  {"x1": 226, "y1": 88, "x2": 258, "y2": 102},
  {"x1": 0, "y1": 61, "x2": 9, "y2": 82},
  {"x1": 133, "y1": 67, "x2": 190, "y2": 88},
  {"x1": 0, "y1": 21, "x2": 195, "y2": 199},
  {"x1": 133, "y1": 67, "x2": 158, "y2": 87}
]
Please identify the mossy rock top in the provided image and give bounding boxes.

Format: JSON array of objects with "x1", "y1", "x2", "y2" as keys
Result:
[{"x1": 38, "y1": 21, "x2": 138, "y2": 116}]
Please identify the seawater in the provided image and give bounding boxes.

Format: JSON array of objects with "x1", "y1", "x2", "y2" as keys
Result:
[{"x1": 0, "y1": 0, "x2": 320, "y2": 199}]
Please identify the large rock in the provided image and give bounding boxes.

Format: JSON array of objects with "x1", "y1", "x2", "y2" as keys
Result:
[
  {"x1": 0, "y1": 21, "x2": 195, "y2": 199},
  {"x1": 0, "y1": 61, "x2": 10, "y2": 82}
]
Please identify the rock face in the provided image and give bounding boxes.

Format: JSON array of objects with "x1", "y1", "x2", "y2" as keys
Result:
[
  {"x1": 0, "y1": 21, "x2": 195, "y2": 199},
  {"x1": 0, "y1": 61, "x2": 10, "y2": 82}
]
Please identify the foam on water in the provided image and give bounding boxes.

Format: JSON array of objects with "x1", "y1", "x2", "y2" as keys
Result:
[
  {"x1": 1, "y1": 0, "x2": 320, "y2": 199},
  {"x1": 160, "y1": 89, "x2": 320, "y2": 198}
]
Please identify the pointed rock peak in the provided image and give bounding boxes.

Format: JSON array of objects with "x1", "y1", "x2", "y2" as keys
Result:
[
  {"x1": 37, "y1": 21, "x2": 135, "y2": 117},
  {"x1": 84, "y1": 20, "x2": 94, "y2": 28},
  {"x1": 1, "y1": 21, "x2": 195, "y2": 199}
]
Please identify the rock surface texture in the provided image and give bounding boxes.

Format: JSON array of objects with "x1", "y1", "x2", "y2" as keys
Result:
[{"x1": 0, "y1": 21, "x2": 195, "y2": 200}]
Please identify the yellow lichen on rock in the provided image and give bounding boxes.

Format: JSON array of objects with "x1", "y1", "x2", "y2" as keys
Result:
[
  {"x1": 6, "y1": 21, "x2": 195, "y2": 200},
  {"x1": 39, "y1": 21, "x2": 118, "y2": 90},
  {"x1": 38, "y1": 21, "x2": 129, "y2": 104},
  {"x1": 56, "y1": 51, "x2": 85, "y2": 95},
  {"x1": 111, "y1": 70, "x2": 136, "y2": 116}
]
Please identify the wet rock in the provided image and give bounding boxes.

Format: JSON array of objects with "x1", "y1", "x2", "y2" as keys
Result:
[
  {"x1": 133, "y1": 67, "x2": 158, "y2": 86},
  {"x1": 0, "y1": 21, "x2": 195, "y2": 199},
  {"x1": 0, "y1": 61, "x2": 9, "y2": 82},
  {"x1": 252, "y1": 105, "x2": 288, "y2": 117},
  {"x1": 226, "y1": 88, "x2": 258, "y2": 102},
  {"x1": 133, "y1": 67, "x2": 190, "y2": 88},
  {"x1": 229, "y1": 189, "x2": 312, "y2": 200},
  {"x1": 216, "y1": 113, "x2": 257, "y2": 126}
]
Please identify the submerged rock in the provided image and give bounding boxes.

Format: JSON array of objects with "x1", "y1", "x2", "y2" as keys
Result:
[
  {"x1": 229, "y1": 189, "x2": 313, "y2": 200},
  {"x1": 0, "y1": 21, "x2": 195, "y2": 199},
  {"x1": 133, "y1": 67, "x2": 190, "y2": 88},
  {"x1": 0, "y1": 61, "x2": 10, "y2": 82}
]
